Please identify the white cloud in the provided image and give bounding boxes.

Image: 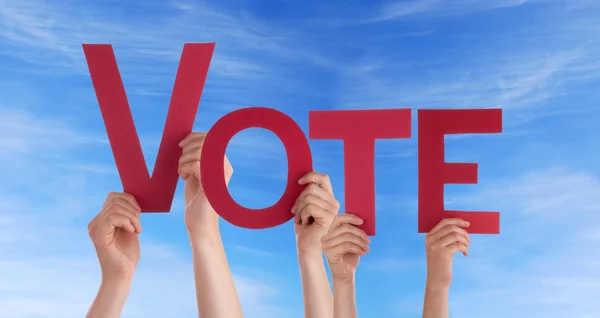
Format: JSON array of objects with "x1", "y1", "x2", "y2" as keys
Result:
[
  {"x1": 0, "y1": 106, "x2": 293, "y2": 318},
  {"x1": 0, "y1": 107, "x2": 106, "y2": 156},
  {"x1": 378, "y1": 167, "x2": 600, "y2": 317},
  {"x1": 367, "y1": 0, "x2": 530, "y2": 23},
  {"x1": 0, "y1": 0, "x2": 333, "y2": 85},
  {"x1": 439, "y1": 168, "x2": 600, "y2": 318}
]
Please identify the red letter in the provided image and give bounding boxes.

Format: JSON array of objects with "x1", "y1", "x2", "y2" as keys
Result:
[
  {"x1": 201, "y1": 107, "x2": 313, "y2": 229},
  {"x1": 309, "y1": 109, "x2": 412, "y2": 236},
  {"x1": 418, "y1": 109, "x2": 502, "y2": 233},
  {"x1": 83, "y1": 43, "x2": 214, "y2": 212}
]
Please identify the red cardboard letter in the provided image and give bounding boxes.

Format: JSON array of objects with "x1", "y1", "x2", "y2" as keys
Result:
[
  {"x1": 418, "y1": 109, "x2": 502, "y2": 234},
  {"x1": 83, "y1": 43, "x2": 214, "y2": 211},
  {"x1": 309, "y1": 109, "x2": 412, "y2": 236},
  {"x1": 201, "y1": 107, "x2": 313, "y2": 229}
]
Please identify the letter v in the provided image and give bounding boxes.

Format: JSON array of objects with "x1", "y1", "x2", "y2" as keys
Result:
[{"x1": 82, "y1": 43, "x2": 215, "y2": 211}]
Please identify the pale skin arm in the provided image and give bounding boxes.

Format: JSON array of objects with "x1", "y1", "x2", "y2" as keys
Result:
[
  {"x1": 322, "y1": 213, "x2": 370, "y2": 318},
  {"x1": 298, "y1": 250, "x2": 333, "y2": 318},
  {"x1": 422, "y1": 218, "x2": 471, "y2": 318},
  {"x1": 189, "y1": 232, "x2": 241, "y2": 318},
  {"x1": 293, "y1": 172, "x2": 340, "y2": 318},
  {"x1": 86, "y1": 278, "x2": 133, "y2": 318},
  {"x1": 423, "y1": 285, "x2": 449, "y2": 318},
  {"x1": 179, "y1": 132, "x2": 243, "y2": 318},
  {"x1": 86, "y1": 192, "x2": 142, "y2": 318},
  {"x1": 332, "y1": 280, "x2": 357, "y2": 318}
]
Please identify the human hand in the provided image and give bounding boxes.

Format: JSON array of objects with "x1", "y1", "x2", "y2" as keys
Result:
[
  {"x1": 178, "y1": 132, "x2": 233, "y2": 239},
  {"x1": 322, "y1": 213, "x2": 370, "y2": 284},
  {"x1": 293, "y1": 172, "x2": 340, "y2": 255},
  {"x1": 88, "y1": 192, "x2": 142, "y2": 281},
  {"x1": 425, "y1": 218, "x2": 471, "y2": 289}
]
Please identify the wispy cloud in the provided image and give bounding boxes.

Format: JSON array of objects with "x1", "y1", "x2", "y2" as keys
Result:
[
  {"x1": 0, "y1": 105, "x2": 293, "y2": 318},
  {"x1": 0, "y1": 0, "x2": 333, "y2": 91},
  {"x1": 0, "y1": 107, "x2": 106, "y2": 156},
  {"x1": 366, "y1": 0, "x2": 529, "y2": 23},
  {"x1": 230, "y1": 244, "x2": 280, "y2": 258},
  {"x1": 442, "y1": 168, "x2": 600, "y2": 317},
  {"x1": 335, "y1": 8, "x2": 600, "y2": 125}
]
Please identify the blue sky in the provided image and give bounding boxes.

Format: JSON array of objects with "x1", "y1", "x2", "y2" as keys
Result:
[{"x1": 1, "y1": 0, "x2": 600, "y2": 317}]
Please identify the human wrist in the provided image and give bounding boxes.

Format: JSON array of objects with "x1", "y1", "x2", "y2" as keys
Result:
[
  {"x1": 296, "y1": 236, "x2": 323, "y2": 255},
  {"x1": 298, "y1": 251, "x2": 325, "y2": 275},
  {"x1": 100, "y1": 276, "x2": 133, "y2": 290},
  {"x1": 425, "y1": 278, "x2": 451, "y2": 293},
  {"x1": 333, "y1": 278, "x2": 356, "y2": 303},
  {"x1": 101, "y1": 270, "x2": 135, "y2": 285},
  {"x1": 189, "y1": 230, "x2": 223, "y2": 251},
  {"x1": 298, "y1": 245, "x2": 323, "y2": 261},
  {"x1": 333, "y1": 274, "x2": 356, "y2": 287},
  {"x1": 185, "y1": 210, "x2": 220, "y2": 242},
  {"x1": 97, "y1": 277, "x2": 133, "y2": 306}
]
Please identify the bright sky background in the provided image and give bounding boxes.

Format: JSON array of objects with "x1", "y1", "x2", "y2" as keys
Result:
[{"x1": 1, "y1": 0, "x2": 600, "y2": 317}]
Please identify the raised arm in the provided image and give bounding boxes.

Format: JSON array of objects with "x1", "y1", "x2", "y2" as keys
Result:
[
  {"x1": 422, "y1": 218, "x2": 471, "y2": 318},
  {"x1": 86, "y1": 192, "x2": 142, "y2": 318},
  {"x1": 293, "y1": 172, "x2": 339, "y2": 318},
  {"x1": 179, "y1": 132, "x2": 243, "y2": 318},
  {"x1": 322, "y1": 213, "x2": 371, "y2": 318}
]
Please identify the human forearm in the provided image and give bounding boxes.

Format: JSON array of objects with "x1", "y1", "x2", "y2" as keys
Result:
[
  {"x1": 298, "y1": 249, "x2": 333, "y2": 318},
  {"x1": 422, "y1": 282, "x2": 449, "y2": 318},
  {"x1": 332, "y1": 279, "x2": 357, "y2": 318},
  {"x1": 190, "y1": 231, "x2": 243, "y2": 318},
  {"x1": 86, "y1": 278, "x2": 132, "y2": 318}
]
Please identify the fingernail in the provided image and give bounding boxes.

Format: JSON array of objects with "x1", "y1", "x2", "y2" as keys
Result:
[{"x1": 291, "y1": 206, "x2": 296, "y2": 214}]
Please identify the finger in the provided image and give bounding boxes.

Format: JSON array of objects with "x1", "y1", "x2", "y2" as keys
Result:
[
  {"x1": 89, "y1": 202, "x2": 112, "y2": 233},
  {"x1": 101, "y1": 213, "x2": 136, "y2": 237},
  {"x1": 106, "y1": 192, "x2": 141, "y2": 211},
  {"x1": 298, "y1": 172, "x2": 334, "y2": 195},
  {"x1": 427, "y1": 225, "x2": 471, "y2": 244},
  {"x1": 330, "y1": 213, "x2": 364, "y2": 229},
  {"x1": 298, "y1": 203, "x2": 328, "y2": 225},
  {"x1": 118, "y1": 192, "x2": 140, "y2": 211},
  {"x1": 449, "y1": 242, "x2": 469, "y2": 256},
  {"x1": 111, "y1": 197, "x2": 141, "y2": 216},
  {"x1": 428, "y1": 218, "x2": 470, "y2": 235},
  {"x1": 295, "y1": 183, "x2": 335, "y2": 205},
  {"x1": 294, "y1": 208, "x2": 301, "y2": 224},
  {"x1": 179, "y1": 148, "x2": 202, "y2": 168},
  {"x1": 294, "y1": 193, "x2": 337, "y2": 217},
  {"x1": 181, "y1": 138, "x2": 205, "y2": 153},
  {"x1": 434, "y1": 231, "x2": 469, "y2": 249},
  {"x1": 322, "y1": 223, "x2": 370, "y2": 244},
  {"x1": 97, "y1": 204, "x2": 141, "y2": 234},
  {"x1": 322, "y1": 232, "x2": 370, "y2": 252},
  {"x1": 110, "y1": 203, "x2": 142, "y2": 234},
  {"x1": 224, "y1": 155, "x2": 233, "y2": 178},
  {"x1": 292, "y1": 184, "x2": 338, "y2": 214},
  {"x1": 325, "y1": 241, "x2": 366, "y2": 257},
  {"x1": 178, "y1": 132, "x2": 206, "y2": 148},
  {"x1": 180, "y1": 161, "x2": 201, "y2": 182}
]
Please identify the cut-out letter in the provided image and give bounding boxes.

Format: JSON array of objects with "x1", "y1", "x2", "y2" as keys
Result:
[
  {"x1": 83, "y1": 43, "x2": 215, "y2": 211},
  {"x1": 418, "y1": 109, "x2": 502, "y2": 234},
  {"x1": 309, "y1": 109, "x2": 412, "y2": 236},
  {"x1": 201, "y1": 107, "x2": 313, "y2": 229}
]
